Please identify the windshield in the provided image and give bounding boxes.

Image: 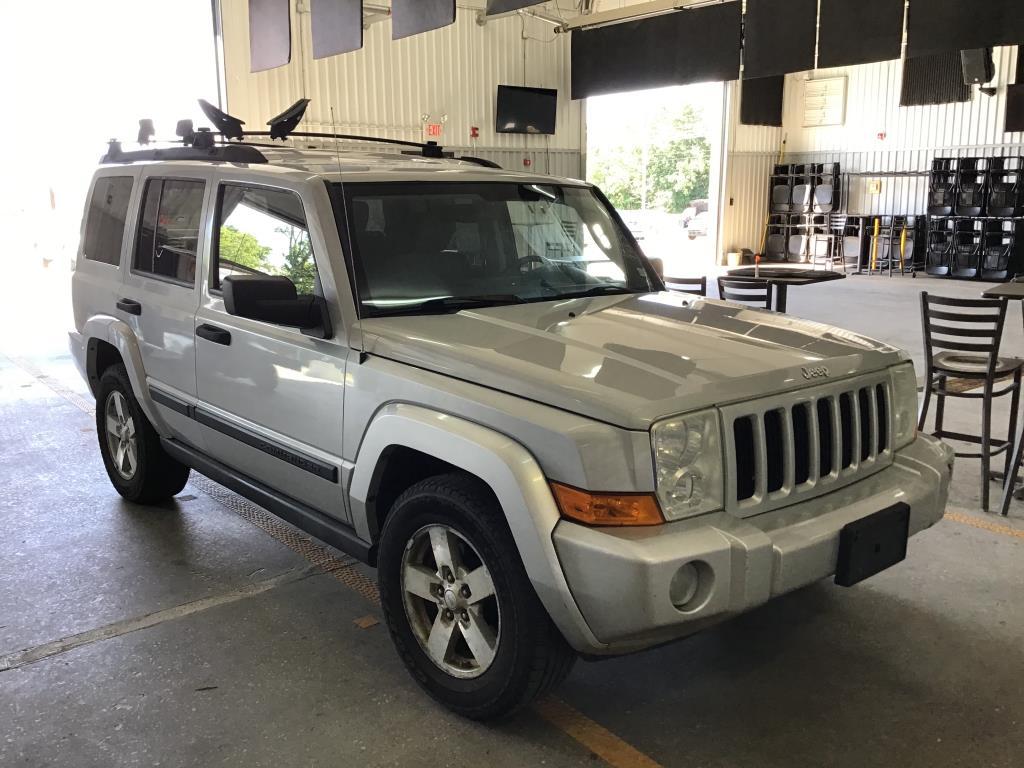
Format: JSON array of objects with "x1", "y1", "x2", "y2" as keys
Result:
[{"x1": 334, "y1": 181, "x2": 660, "y2": 317}]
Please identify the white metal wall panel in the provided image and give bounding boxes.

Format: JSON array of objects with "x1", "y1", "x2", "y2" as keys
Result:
[
  {"x1": 779, "y1": 47, "x2": 1023, "y2": 216},
  {"x1": 220, "y1": 0, "x2": 582, "y2": 172},
  {"x1": 720, "y1": 80, "x2": 783, "y2": 252}
]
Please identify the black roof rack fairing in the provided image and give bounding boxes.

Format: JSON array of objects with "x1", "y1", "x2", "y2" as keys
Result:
[{"x1": 101, "y1": 141, "x2": 268, "y2": 165}]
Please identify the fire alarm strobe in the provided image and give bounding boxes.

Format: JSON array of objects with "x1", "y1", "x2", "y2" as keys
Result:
[{"x1": 523, "y1": 158, "x2": 531, "y2": 167}]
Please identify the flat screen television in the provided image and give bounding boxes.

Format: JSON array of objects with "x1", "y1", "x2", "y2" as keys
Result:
[{"x1": 495, "y1": 85, "x2": 557, "y2": 135}]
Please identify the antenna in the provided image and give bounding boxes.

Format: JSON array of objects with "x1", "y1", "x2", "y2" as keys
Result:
[{"x1": 330, "y1": 105, "x2": 367, "y2": 364}]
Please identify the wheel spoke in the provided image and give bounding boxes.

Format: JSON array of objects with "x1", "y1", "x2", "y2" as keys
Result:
[
  {"x1": 425, "y1": 611, "x2": 458, "y2": 667},
  {"x1": 462, "y1": 565, "x2": 495, "y2": 604},
  {"x1": 404, "y1": 564, "x2": 441, "y2": 602},
  {"x1": 106, "y1": 415, "x2": 120, "y2": 436},
  {"x1": 115, "y1": 442, "x2": 127, "y2": 473},
  {"x1": 124, "y1": 418, "x2": 135, "y2": 438},
  {"x1": 428, "y1": 526, "x2": 462, "y2": 574},
  {"x1": 112, "y1": 393, "x2": 125, "y2": 421},
  {"x1": 459, "y1": 609, "x2": 497, "y2": 669},
  {"x1": 124, "y1": 441, "x2": 137, "y2": 475}
]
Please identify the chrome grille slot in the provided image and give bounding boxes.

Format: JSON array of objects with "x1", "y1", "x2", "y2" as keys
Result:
[{"x1": 721, "y1": 372, "x2": 895, "y2": 517}]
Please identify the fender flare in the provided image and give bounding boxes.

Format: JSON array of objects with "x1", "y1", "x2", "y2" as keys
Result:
[
  {"x1": 348, "y1": 403, "x2": 603, "y2": 653},
  {"x1": 83, "y1": 316, "x2": 170, "y2": 437}
]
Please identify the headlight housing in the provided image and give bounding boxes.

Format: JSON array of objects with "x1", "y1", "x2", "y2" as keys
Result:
[
  {"x1": 652, "y1": 409, "x2": 724, "y2": 520},
  {"x1": 890, "y1": 362, "x2": 919, "y2": 449}
]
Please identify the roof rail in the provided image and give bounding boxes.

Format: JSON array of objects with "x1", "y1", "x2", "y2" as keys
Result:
[
  {"x1": 457, "y1": 156, "x2": 502, "y2": 169},
  {"x1": 100, "y1": 142, "x2": 268, "y2": 165}
]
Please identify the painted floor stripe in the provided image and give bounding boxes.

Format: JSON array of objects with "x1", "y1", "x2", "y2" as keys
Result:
[
  {"x1": 535, "y1": 698, "x2": 664, "y2": 768},
  {"x1": 0, "y1": 568, "x2": 315, "y2": 672},
  {"x1": 945, "y1": 510, "x2": 1024, "y2": 540}
]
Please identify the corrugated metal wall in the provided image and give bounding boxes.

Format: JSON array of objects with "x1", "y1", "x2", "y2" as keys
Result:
[
  {"x1": 782, "y1": 47, "x2": 1023, "y2": 216},
  {"x1": 219, "y1": 0, "x2": 583, "y2": 175},
  {"x1": 721, "y1": 80, "x2": 783, "y2": 252}
]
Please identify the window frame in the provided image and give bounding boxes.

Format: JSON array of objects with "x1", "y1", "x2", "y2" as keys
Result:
[
  {"x1": 130, "y1": 176, "x2": 208, "y2": 289},
  {"x1": 82, "y1": 175, "x2": 135, "y2": 268},
  {"x1": 208, "y1": 180, "x2": 323, "y2": 297}
]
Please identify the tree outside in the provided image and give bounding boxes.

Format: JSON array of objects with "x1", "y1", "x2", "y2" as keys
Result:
[
  {"x1": 589, "y1": 103, "x2": 711, "y2": 215},
  {"x1": 218, "y1": 223, "x2": 316, "y2": 294}
]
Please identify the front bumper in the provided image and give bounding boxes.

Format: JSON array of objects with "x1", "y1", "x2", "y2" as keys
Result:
[{"x1": 553, "y1": 434, "x2": 953, "y2": 654}]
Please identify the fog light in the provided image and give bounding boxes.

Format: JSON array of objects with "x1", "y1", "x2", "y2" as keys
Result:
[{"x1": 669, "y1": 562, "x2": 700, "y2": 609}]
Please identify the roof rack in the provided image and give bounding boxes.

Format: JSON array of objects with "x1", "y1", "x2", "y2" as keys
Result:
[
  {"x1": 103, "y1": 98, "x2": 504, "y2": 169},
  {"x1": 101, "y1": 141, "x2": 267, "y2": 165}
]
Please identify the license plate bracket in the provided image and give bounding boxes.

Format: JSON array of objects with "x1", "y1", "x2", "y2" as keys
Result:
[{"x1": 834, "y1": 502, "x2": 910, "y2": 587}]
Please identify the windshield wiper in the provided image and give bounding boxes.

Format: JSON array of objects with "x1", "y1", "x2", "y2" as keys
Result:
[
  {"x1": 374, "y1": 294, "x2": 526, "y2": 316},
  {"x1": 553, "y1": 284, "x2": 640, "y2": 300}
]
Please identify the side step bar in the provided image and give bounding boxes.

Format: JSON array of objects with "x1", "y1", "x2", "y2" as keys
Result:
[{"x1": 162, "y1": 438, "x2": 375, "y2": 565}]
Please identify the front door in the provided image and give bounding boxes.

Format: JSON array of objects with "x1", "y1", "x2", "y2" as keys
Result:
[{"x1": 193, "y1": 180, "x2": 348, "y2": 521}]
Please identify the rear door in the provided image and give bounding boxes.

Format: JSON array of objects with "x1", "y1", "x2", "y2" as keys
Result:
[
  {"x1": 193, "y1": 178, "x2": 348, "y2": 521},
  {"x1": 119, "y1": 170, "x2": 211, "y2": 447}
]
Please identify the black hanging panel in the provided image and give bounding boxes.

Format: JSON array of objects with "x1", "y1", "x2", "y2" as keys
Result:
[
  {"x1": 1007, "y1": 85, "x2": 1024, "y2": 133},
  {"x1": 818, "y1": 0, "x2": 903, "y2": 69},
  {"x1": 487, "y1": 0, "x2": 545, "y2": 13},
  {"x1": 900, "y1": 52, "x2": 970, "y2": 107},
  {"x1": 740, "y1": 76, "x2": 784, "y2": 126},
  {"x1": 907, "y1": 0, "x2": 1024, "y2": 59},
  {"x1": 570, "y1": 3, "x2": 741, "y2": 100},
  {"x1": 743, "y1": 0, "x2": 816, "y2": 79},
  {"x1": 391, "y1": 0, "x2": 455, "y2": 40},
  {"x1": 249, "y1": 0, "x2": 291, "y2": 72},
  {"x1": 311, "y1": 0, "x2": 363, "y2": 58}
]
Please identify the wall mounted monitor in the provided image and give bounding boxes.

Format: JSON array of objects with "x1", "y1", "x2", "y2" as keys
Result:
[{"x1": 495, "y1": 85, "x2": 557, "y2": 135}]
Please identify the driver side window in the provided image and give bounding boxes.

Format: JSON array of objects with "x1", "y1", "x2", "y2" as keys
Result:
[{"x1": 212, "y1": 184, "x2": 321, "y2": 294}]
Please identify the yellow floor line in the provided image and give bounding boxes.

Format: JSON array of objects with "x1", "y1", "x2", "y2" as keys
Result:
[
  {"x1": 535, "y1": 698, "x2": 664, "y2": 768},
  {"x1": 945, "y1": 510, "x2": 1024, "y2": 541}
]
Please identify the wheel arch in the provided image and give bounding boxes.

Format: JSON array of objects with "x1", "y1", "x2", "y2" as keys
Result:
[
  {"x1": 82, "y1": 316, "x2": 168, "y2": 436},
  {"x1": 348, "y1": 403, "x2": 602, "y2": 653}
]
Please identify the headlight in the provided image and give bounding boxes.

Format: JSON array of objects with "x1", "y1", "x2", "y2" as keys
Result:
[
  {"x1": 890, "y1": 362, "x2": 919, "y2": 449},
  {"x1": 652, "y1": 409, "x2": 724, "y2": 520}
]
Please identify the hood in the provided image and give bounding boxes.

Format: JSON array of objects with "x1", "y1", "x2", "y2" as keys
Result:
[{"x1": 361, "y1": 292, "x2": 906, "y2": 430}]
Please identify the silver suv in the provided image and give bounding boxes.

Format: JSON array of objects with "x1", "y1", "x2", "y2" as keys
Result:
[{"x1": 70, "y1": 140, "x2": 953, "y2": 720}]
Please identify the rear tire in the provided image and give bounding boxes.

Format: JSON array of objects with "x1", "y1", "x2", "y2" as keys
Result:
[
  {"x1": 95, "y1": 364, "x2": 190, "y2": 503},
  {"x1": 378, "y1": 473, "x2": 575, "y2": 720}
]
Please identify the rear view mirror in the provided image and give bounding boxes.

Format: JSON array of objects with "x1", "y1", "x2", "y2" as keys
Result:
[{"x1": 222, "y1": 275, "x2": 333, "y2": 339}]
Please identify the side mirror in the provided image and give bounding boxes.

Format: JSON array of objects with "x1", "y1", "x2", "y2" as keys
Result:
[
  {"x1": 647, "y1": 257, "x2": 665, "y2": 281},
  {"x1": 222, "y1": 275, "x2": 333, "y2": 339}
]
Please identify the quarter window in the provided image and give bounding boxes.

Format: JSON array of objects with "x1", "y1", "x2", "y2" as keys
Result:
[
  {"x1": 212, "y1": 184, "x2": 319, "y2": 294},
  {"x1": 133, "y1": 178, "x2": 206, "y2": 285},
  {"x1": 83, "y1": 176, "x2": 134, "y2": 265}
]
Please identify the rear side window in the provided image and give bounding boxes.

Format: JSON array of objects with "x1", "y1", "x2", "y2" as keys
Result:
[
  {"x1": 83, "y1": 176, "x2": 134, "y2": 265},
  {"x1": 133, "y1": 178, "x2": 206, "y2": 285}
]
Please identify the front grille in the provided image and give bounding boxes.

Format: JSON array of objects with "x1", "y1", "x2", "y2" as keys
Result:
[{"x1": 723, "y1": 373, "x2": 893, "y2": 517}]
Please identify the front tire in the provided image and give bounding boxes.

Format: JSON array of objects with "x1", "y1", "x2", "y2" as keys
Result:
[
  {"x1": 378, "y1": 473, "x2": 575, "y2": 720},
  {"x1": 96, "y1": 364, "x2": 190, "y2": 503}
]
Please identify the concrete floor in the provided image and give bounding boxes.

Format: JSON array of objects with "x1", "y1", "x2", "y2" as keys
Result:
[{"x1": 2, "y1": 267, "x2": 1023, "y2": 767}]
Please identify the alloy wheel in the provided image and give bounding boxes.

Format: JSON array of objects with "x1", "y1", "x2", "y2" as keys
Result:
[
  {"x1": 400, "y1": 524, "x2": 501, "y2": 679},
  {"x1": 104, "y1": 390, "x2": 138, "y2": 480}
]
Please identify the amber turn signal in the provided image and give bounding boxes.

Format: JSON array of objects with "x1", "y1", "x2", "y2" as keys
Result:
[{"x1": 550, "y1": 482, "x2": 665, "y2": 527}]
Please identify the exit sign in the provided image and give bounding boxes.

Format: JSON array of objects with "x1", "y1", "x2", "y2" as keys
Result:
[{"x1": 425, "y1": 123, "x2": 443, "y2": 138}]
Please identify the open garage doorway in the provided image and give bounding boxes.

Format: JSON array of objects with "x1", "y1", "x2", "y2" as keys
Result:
[
  {"x1": 585, "y1": 83, "x2": 725, "y2": 280},
  {"x1": 1, "y1": 0, "x2": 218, "y2": 357}
]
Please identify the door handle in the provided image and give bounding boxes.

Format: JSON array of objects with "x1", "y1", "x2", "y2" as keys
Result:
[
  {"x1": 196, "y1": 324, "x2": 232, "y2": 346},
  {"x1": 116, "y1": 298, "x2": 142, "y2": 316}
]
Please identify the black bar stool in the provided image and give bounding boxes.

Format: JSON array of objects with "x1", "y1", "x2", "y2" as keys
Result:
[
  {"x1": 664, "y1": 276, "x2": 707, "y2": 296},
  {"x1": 717, "y1": 277, "x2": 774, "y2": 310},
  {"x1": 918, "y1": 293, "x2": 1024, "y2": 512}
]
